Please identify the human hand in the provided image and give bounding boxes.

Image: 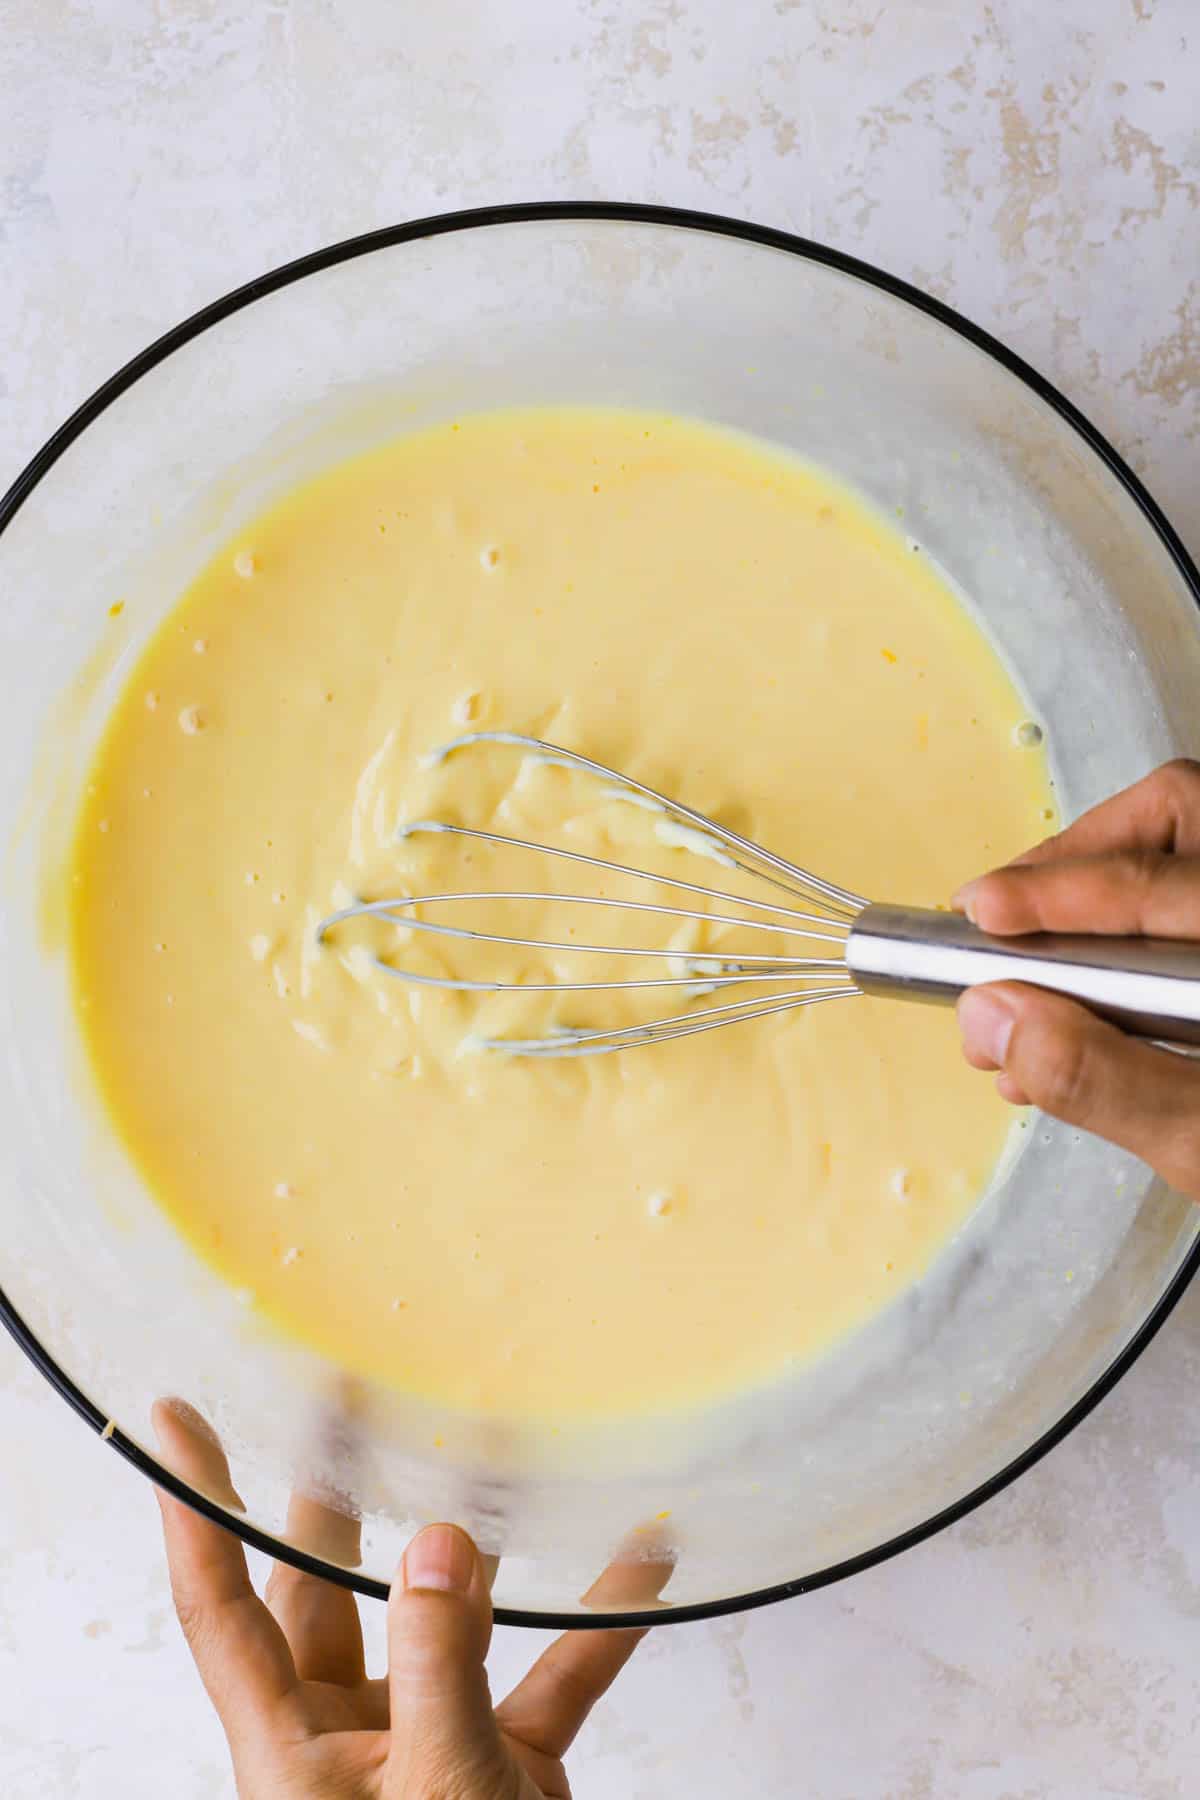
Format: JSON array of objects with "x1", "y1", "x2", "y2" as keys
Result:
[
  {"x1": 953, "y1": 759, "x2": 1200, "y2": 1202},
  {"x1": 154, "y1": 1400, "x2": 664, "y2": 1798}
]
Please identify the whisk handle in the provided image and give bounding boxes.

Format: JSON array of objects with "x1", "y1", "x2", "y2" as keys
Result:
[{"x1": 846, "y1": 903, "x2": 1200, "y2": 1048}]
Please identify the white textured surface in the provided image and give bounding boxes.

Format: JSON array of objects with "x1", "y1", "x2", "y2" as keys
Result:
[{"x1": 3, "y1": 3, "x2": 1199, "y2": 1795}]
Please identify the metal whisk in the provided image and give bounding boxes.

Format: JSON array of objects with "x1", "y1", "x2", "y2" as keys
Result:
[{"x1": 317, "y1": 732, "x2": 1200, "y2": 1056}]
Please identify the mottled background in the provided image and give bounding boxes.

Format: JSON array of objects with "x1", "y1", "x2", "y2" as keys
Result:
[{"x1": 2, "y1": 2, "x2": 1198, "y2": 1795}]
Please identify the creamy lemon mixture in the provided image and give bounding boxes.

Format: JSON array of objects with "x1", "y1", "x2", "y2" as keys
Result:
[{"x1": 70, "y1": 409, "x2": 1053, "y2": 1419}]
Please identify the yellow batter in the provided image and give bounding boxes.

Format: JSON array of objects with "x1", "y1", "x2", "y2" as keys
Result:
[{"x1": 70, "y1": 409, "x2": 1053, "y2": 1420}]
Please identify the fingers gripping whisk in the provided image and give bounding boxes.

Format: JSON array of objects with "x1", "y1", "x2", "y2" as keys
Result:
[{"x1": 316, "y1": 733, "x2": 869, "y2": 1056}]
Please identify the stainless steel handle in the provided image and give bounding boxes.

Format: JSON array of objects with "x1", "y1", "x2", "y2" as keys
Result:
[{"x1": 845, "y1": 903, "x2": 1200, "y2": 1047}]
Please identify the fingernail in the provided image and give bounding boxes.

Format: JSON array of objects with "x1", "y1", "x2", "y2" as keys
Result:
[
  {"x1": 951, "y1": 879, "x2": 979, "y2": 922},
  {"x1": 995, "y1": 1071, "x2": 1030, "y2": 1106},
  {"x1": 958, "y1": 988, "x2": 1016, "y2": 1068},
  {"x1": 402, "y1": 1524, "x2": 475, "y2": 1594}
]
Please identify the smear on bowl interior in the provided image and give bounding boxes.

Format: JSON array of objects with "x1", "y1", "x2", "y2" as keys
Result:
[{"x1": 69, "y1": 408, "x2": 1055, "y2": 1420}]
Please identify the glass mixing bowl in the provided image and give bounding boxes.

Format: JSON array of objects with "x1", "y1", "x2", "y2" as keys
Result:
[{"x1": 2, "y1": 204, "x2": 1198, "y2": 1628}]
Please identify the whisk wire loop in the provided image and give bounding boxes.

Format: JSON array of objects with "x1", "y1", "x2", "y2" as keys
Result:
[{"x1": 316, "y1": 733, "x2": 866, "y2": 1054}]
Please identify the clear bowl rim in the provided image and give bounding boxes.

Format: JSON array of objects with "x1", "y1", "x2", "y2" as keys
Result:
[{"x1": 3, "y1": 200, "x2": 1198, "y2": 1630}]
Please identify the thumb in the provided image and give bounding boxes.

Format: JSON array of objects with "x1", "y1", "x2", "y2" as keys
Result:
[
  {"x1": 386, "y1": 1525, "x2": 509, "y2": 1797},
  {"x1": 957, "y1": 982, "x2": 1200, "y2": 1198}
]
